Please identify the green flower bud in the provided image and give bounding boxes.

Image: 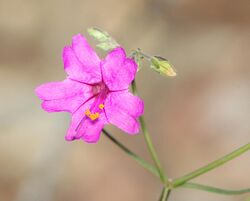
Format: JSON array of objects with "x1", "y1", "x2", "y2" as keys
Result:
[
  {"x1": 150, "y1": 56, "x2": 176, "y2": 77},
  {"x1": 87, "y1": 27, "x2": 119, "y2": 51},
  {"x1": 87, "y1": 27, "x2": 110, "y2": 42},
  {"x1": 97, "y1": 42, "x2": 118, "y2": 51}
]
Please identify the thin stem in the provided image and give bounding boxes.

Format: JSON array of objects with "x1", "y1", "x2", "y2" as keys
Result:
[
  {"x1": 131, "y1": 80, "x2": 168, "y2": 184},
  {"x1": 140, "y1": 116, "x2": 167, "y2": 184},
  {"x1": 160, "y1": 188, "x2": 171, "y2": 201},
  {"x1": 166, "y1": 189, "x2": 171, "y2": 200},
  {"x1": 139, "y1": 51, "x2": 151, "y2": 60},
  {"x1": 130, "y1": 49, "x2": 151, "y2": 60},
  {"x1": 173, "y1": 143, "x2": 250, "y2": 187},
  {"x1": 182, "y1": 182, "x2": 250, "y2": 195},
  {"x1": 166, "y1": 189, "x2": 172, "y2": 201},
  {"x1": 161, "y1": 188, "x2": 169, "y2": 201},
  {"x1": 158, "y1": 187, "x2": 165, "y2": 201},
  {"x1": 102, "y1": 129, "x2": 160, "y2": 178}
]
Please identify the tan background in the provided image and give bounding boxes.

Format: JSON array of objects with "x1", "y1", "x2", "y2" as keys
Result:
[{"x1": 0, "y1": 0, "x2": 249, "y2": 201}]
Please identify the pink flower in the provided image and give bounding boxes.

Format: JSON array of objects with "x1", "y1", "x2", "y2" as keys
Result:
[{"x1": 35, "y1": 34, "x2": 144, "y2": 143}]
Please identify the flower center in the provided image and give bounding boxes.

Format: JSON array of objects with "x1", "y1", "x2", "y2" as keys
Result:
[{"x1": 85, "y1": 83, "x2": 108, "y2": 121}]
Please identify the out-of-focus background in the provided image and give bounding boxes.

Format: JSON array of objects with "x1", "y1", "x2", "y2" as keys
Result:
[{"x1": 0, "y1": 0, "x2": 249, "y2": 201}]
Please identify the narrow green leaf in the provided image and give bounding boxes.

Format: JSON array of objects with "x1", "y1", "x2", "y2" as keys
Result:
[
  {"x1": 173, "y1": 143, "x2": 250, "y2": 187},
  {"x1": 182, "y1": 182, "x2": 250, "y2": 195}
]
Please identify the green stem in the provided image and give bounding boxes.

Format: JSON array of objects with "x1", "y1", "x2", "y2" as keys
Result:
[
  {"x1": 131, "y1": 49, "x2": 151, "y2": 60},
  {"x1": 161, "y1": 188, "x2": 169, "y2": 201},
  {"x1": 159, "y1": 188, "x2": 171, "y2": 201},
  {"x1": 158, "y1": 188, "x2": 165, "y2": 201},
  {"x1": 182, "y1": 182, "x2": 250, "y2": 195},
  {"x1": 166, "y1": 189, "x2": 171, "y2": 200},
  {"x1": 139, "y1": 51, "x2": 151, "y2": 60},
  {"x1": 173, "y1": 143, "x2": 250, "y2": 187},
  {"x1": 102, "y1": 129, "x2": 159, "y2": 178},
  {"x1": 140, "y1": 116, "x2": 167, "y2": 184},
  {"x1": 131, "y1": 80, "x2": 168, "y2": 184}
]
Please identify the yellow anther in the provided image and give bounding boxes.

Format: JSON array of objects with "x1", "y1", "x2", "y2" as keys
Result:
[
  {"x1": 89, "y1": 112, "x2": 100, "y2": 121},
  {"x1": 99, "y1": 104, "x2": 105, "y2": 109},
  {"x1": 84, "y1": 109, "x2": 91, "y2": 116},
  {"x1": 89, "y1": 114, "x2": 95, "y2": 120},
  {"x1": 85, "y1": 108, "x2": 100, "y2": 121},
  {"x1": 95, "y1": 112, "x2": 100, "y2": 118}
]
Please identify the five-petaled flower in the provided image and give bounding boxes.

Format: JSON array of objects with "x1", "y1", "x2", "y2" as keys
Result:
[{"x1": 35, "y1": 34, "x2": 144, "y2": 143}]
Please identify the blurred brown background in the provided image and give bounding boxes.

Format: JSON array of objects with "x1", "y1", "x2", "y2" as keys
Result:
[{"x1": 0, "y1": 0, "x2": 249, "y2": 201}]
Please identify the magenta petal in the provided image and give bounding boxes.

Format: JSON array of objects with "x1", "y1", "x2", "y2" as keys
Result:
[
  {"x1": 105, "y1": 91, "x2": 144, "y2": 134},
  {"x1": 35, "y1": 79, "x2": 92, "y2": 113},
  {"x1": 101, "y1": 47, "x2": 137, "y2": 91},
  {"x1": 41, "y1": 95, "x2": 87, "y2": 113},
  {"x1": 63, "y1": 34, "x2": 102, "y2": 84},
  {"x1": 79, "y1": 118, "x2": 105, "y2": 143},
  {"x1": 65, "y1": 98, "x2": 107, "y2": 143},
  {"x1": 35, "y1": 79, "x2": 89, "y2": 100}
]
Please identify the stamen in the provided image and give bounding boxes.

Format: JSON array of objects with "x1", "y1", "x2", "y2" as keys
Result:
[
  {"x1": 85, "y1": 108, "x2": 100, "y2": 121},
  {"x1": 89, "y1": 113, "x2": 99, "y2": 120},
  {"x1": 99, "y1": 104, "x2": 105, "y2": 109},
  {"x1": 84, "y1": 109, "x2": 91, "y2": 116}
]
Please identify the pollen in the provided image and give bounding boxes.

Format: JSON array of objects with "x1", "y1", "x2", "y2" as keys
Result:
[
  {"x1": 85, "y1": 109, "x2": 100, "y2": 121},
  {"x1": 85, "y1": 109, "x2": 91, "y2": 116},
  {"x1": 89, "y1": 113, "x2": 100, "y2": 120},
  {"x1": 99, "y1": 104, "x2": 105, "y2": 109}
]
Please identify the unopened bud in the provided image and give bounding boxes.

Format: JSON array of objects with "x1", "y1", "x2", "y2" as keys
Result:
[
  {"x1": 87, "y1": 27, "x2": 110, "y2": 42},
  {"x1": 87, "y1": 27, "x2": 119, "y2": 51},
  {"x1": 97, "y1": 42, "x2": 118, "y2": 51},
  {"x1": 150, "y1": 56, "x2": 176, "y2": 77}
]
